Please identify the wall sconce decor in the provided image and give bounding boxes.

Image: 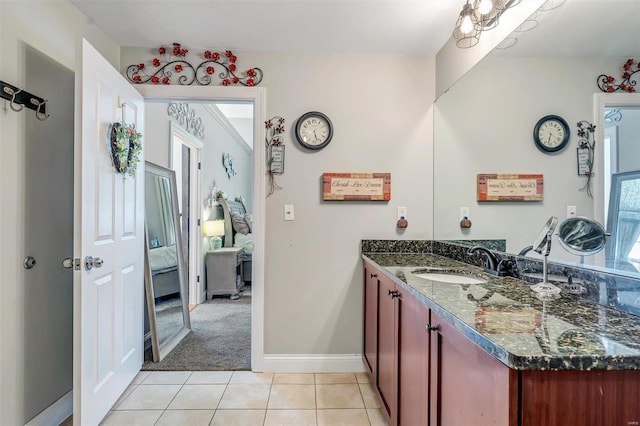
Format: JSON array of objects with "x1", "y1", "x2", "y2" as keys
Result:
[
  {"x1": 265, "y1": 116, "x2": 286, "y2": 196},
  {"x1": 453, "y1": 0, "x2": 522, "y2": 49},
  {"x1": 125, "y1": 43, "x2": 263, "y2": 86},
  {"x1": 576, "y1": 120, "x2": 596, "y2": 198},
  {"x1": 597, "y1": 58, "x2": 639, "y2": 93}
]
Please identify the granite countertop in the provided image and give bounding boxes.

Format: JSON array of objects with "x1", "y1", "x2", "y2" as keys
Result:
[{"x1": 363, "y1": 252, "x2": 640, "y2": 371}]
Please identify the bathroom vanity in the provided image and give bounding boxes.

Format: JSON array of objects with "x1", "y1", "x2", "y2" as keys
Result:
[{"x1": 362, "y1": 252, "x2": 640, "y2": 426}]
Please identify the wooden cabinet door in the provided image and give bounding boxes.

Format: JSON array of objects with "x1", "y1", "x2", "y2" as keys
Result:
[
  {"x1": 430, "y1": 311, "x2": 517, "y2": 426},
  {"x1": 397, "y1": 286, "x2": 430, "y2": 426},
  {"x1": 377, "y1": 274, "x2": 398, "y2": 424},
  {"x1": 363, "y1": 261, "x2": 379, "y2": 378}
]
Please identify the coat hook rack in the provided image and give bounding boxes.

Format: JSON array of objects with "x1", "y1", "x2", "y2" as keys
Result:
[{"x1": 1, "y1": 80, "x2": 49, "y2": 120}]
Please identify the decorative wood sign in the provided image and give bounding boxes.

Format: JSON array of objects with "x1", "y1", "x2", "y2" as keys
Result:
[
  {"x1": 323, "y1": 173, "x2": 391, "y2": 201},
  {"x1": 477, "y1": 174, "x2": 543, "y2": 202}
]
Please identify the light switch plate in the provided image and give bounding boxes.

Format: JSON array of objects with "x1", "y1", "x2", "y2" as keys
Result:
[
  {"x1": 460, "y1": 206, "x2": 470, "y2": 220},
  {"x1": 284, "y1": 204, "x2": 295, "y2": 221},
  {"x1": 567, "y1": 205, "x2": 577, "y2": 218}
]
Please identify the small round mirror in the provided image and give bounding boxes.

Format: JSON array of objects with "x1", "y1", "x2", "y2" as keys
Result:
[
  {"x1": 532, "y1": 216, "x2": 559, "y2": 255},
  {"x1": 556, "y1": 216, "x2": 607, "y2": 256}
]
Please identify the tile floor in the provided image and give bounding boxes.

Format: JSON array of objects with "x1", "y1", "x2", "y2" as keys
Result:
[{"x1": 100, "y1": 371, "x2": 389, "y2": 426}]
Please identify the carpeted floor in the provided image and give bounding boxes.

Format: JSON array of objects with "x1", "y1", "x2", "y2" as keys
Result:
[{"x1": 142, "y1": 289, "x2": 251, "y2": 371}]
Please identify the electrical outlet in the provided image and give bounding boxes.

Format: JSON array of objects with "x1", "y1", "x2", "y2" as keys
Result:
[
  {"x1": 398, "y1": 206, "x2": 407, "y2": 220},
  {"x1": 460, "y1": 206, "x2": 470, "y2": 220}
]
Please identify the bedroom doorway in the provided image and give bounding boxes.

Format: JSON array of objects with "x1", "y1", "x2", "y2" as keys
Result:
[
  {"x1": 170, "y1": 123, "x2": 204, "y2": 306},
  {"x1": 143, "y1": 99, "x2": 257, "y2": 371}
]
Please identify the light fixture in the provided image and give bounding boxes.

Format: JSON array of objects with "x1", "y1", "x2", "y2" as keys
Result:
[
  {"x1": 453, "y1": 0, "x2": 523, "y2": 48},
  {"x1": 453, "y1": 1, "x2": 481, "y2": 48},
  {"x1": 203, "y1": 219, "x2": 225, "y2": 251}
]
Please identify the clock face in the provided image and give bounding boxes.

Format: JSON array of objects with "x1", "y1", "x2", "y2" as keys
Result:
[
  {"x1": 295, "y1": 112, "x2": 333, "y2": 150},
  {"x1": 533, "y1": 115, "x2": 570, "y2": 153}
]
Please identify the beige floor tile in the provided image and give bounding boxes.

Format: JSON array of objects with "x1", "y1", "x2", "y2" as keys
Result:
[
  {"x1": 131, "y1": 371, "x2": 150, "y2": 385},
  {"x1": 111, "y1": 384, "x2": 137, "y2": 409},
  {"x1": 141, "y1": 371, "x2": 191, "y2": 385},
  {"x1": 367, "y1": 408, "x2": 389, "y2": 426},
  {"x1": 264, "y1": 409, "x2": 317, "y2": 425},
  {"x1": 100, "y1": 410, "x2": 163, "y2": 426},
  {"x1": 167, "y1": 384, "x2": 226, "y2": 409},
  {"x1": 317, "y1": 409, "x2": 370, "y2": 426},
  {"x1": 210, "y1": 409, "x2": 266, "y2": 426},
  {"x1": 218, "y1": 384, "x2": 271, "y2": 409},
  {"x1": 186, "y1": 371, "x2": 233, "y2": 384},
  {"x1": 273, "y1": 373, "x2": 315, "y2": 384},
  {"x1": 155, "y1": 409, "x2": 215, "y2": 426},
  {"x1": 314, "y1": 373, "x2": 357, "y2": 384},
  {"x1": 359, "y1": 383, "x2": 381, "y2": 409},
  {"x1": 229, "y1": 371, "x2": 274, "y2": 384},
  {"x1": 355, "y1": 372, "x2": 371, "y2": 384},
  {"x1": 316, "y1": 384, "x2": 365, "y2": 409},
  {"x1": 116, "y1": 384, "x2": 182, "y2": 410},
  {"x1": 268, "y1": 384, "x2": 316, "y2": 409}
]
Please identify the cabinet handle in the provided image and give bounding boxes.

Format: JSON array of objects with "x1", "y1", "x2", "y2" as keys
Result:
[
  {"x1": 388, "y1": 289, "x2": 400, "y2": 298},
  {"x1": 426, "y1": 324, "x2": 440, "y2": 331},
  {"x1": 370, "y1": 273, "x2": 378, "y2": 278}
]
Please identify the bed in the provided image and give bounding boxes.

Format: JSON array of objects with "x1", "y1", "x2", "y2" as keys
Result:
[
  {"x1": 148, "y1": 245, "x2": 181, "y2": 298},
  {"x1": 219, "y1": 198, "x2": 253, "y2": 284}
]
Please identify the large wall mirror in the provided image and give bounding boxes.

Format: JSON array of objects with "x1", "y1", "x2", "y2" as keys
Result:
[
  {"x1": 434, "y1": 0, "x2": 640, "y2": 278},
  {"x1": 144, "y1": 161, "x2": 191, "y2": 361}
]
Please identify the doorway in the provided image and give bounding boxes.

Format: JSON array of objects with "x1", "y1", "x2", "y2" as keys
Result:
[{"x1": 142, "y1": 99, "x2": 259, "y2": 371}]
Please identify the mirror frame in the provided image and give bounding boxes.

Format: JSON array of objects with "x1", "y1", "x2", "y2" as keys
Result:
[{"x1": 144, "y1": 161, "x2": 191, "y2": 362}]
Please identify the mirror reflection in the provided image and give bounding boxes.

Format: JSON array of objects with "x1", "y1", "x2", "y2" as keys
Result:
[
  {"x1": 433, "y1": 0, "x2": 640, "y2": 279},
  {"x1": 144, "y1": 161, "x2": 191, "y2": 362}
]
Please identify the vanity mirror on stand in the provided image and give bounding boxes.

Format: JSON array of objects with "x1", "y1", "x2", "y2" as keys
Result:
[{"x1": 144, "y1": 161, "x2": 191, "y2": 362}]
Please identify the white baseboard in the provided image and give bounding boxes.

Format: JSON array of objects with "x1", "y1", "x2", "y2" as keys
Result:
[
  {"x1": 260, "y1": 354, "x2": 366, "y2": 373},
  {"x1": 25, "y1": 390, "x2": 72, "y2": 426}
]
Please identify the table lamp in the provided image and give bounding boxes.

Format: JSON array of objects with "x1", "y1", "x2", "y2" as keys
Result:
[{"x1": 203, "y1": 219, "x2": 225, "y2": 251}]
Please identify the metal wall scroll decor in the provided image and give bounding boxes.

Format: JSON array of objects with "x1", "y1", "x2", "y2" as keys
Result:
[
  {"x1": 167, "y1": 103, "x2": 205, "y2": 139},
  {"x1": 597, "y1": 59, "x2": 639, "y2": 93},
  {"x1": 576, "y1": 121, "x2": 596, "y2": 198},
  {"x1": 107, "y1": 122, "x2": 143, "y2": 178},
  {"x1": 125, "y1": 43, "x2": 263, "y2": 87},
  {"x1": 1, "y1": 80, "x2": 49, "y2": 121},
  {"x1": 222, "y1": 153, "x2": 237, "y2": 178},
  {"x1": 265, "y1": 116, "x2": 286, "y2": 196}
]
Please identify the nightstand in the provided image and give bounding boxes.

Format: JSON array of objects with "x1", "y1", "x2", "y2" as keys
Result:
[{"x1": 205, "y1": 247, "x2": 244, "y2": 300}]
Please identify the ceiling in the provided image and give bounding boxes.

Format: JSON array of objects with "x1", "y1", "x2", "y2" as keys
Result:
[{"x1": 71, "y1": 0, "x2": 464, "y2": 56}]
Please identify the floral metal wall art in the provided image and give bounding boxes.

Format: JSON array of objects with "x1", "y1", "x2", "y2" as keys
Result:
[
  {"x1": 576, "y1": 120, "x2": 596, "y2": 198},
  {"x1": 126, "y1": 43, "x2": 263, "y2": 87},
  {"x1": 597, "y1": 59, "x2": 639, "y2": 93},
  {"x1": 265, "y1": 116, "x2": 286, "y2": 196}
]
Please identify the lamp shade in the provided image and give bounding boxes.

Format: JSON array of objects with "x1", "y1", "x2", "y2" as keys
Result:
[{"x1": 203, "y1": 220, "x2": 225, "y2": 237}]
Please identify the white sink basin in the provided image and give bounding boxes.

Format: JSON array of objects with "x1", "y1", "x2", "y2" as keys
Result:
[{"x1": 415, "y1": 272, "x2": 486, "y2": 285}]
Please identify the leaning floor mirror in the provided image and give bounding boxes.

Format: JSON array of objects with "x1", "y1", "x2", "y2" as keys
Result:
[{"x1": 144, "y1": 161, "x2": 191, "y2": 362}]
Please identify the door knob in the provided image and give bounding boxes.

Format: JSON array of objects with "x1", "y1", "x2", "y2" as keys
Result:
[
  {"x1": 62, "y1": 258, "x2": 74, "y2": 269},
  {"x1": 23, "y1": 256, "x2": 36, "y2": 269},
  {"x1": 84, "y1": 256, "x2": 104, "y2": 271}
]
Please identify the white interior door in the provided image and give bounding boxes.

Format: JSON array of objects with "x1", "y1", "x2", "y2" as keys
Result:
[{"x1": 74, "y1": 39, "x2": 145, "y2": 426}]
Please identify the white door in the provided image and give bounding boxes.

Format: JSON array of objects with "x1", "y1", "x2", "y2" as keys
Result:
[{"x1": 74, "y1": 39, "x2": 145, "y2": 426}]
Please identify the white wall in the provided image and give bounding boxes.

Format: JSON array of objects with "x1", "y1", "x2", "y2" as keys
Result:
[
  {"x1": 0, "y1": 2, "x2": 120, "y2": 424},
  {"x1": 121, "y1": 47, "x2": 436, "y2": 356},
  {"x1": 433, "y1": 55, "x2": 630, "y2": 264}
]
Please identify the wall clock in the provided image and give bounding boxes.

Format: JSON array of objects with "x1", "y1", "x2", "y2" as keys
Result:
[
  {"x1": 295, "y1": 111, "x2": 333, "y2": 150},
  {"x1": 533, "y1": 115, "x2": 570, "y2": 153}
]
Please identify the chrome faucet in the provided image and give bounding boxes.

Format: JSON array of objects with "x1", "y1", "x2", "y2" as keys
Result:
[{"x1": 467, "y1": 246, "x2": 514, "y2": 277}]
